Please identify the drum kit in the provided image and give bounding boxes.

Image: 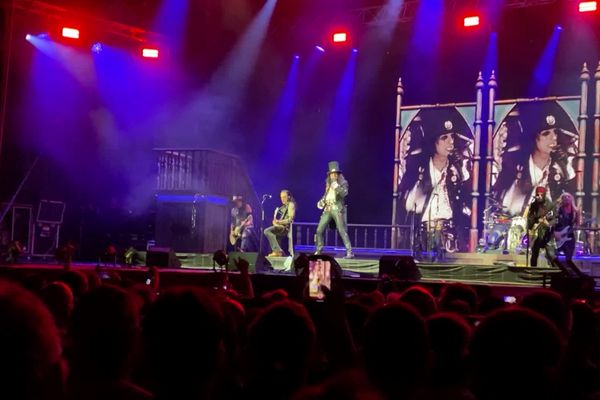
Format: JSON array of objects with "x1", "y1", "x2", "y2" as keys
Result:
[
  {"x1": 483, "y1": 198, "x2": 527, "y2": 253},
  {"x1": 483, "y1": 198, "x2": 595, "y2": 255},
  {"x1": 418, "y1": 218, "x2": 459, "y2": 259}
]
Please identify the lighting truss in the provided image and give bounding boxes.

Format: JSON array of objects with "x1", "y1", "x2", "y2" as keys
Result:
[
  {"x1": 4, "y1": 0, "x2": 161, "y2": 44},
  {"x1": 349, "y1": 0, "x2": 564, "y2": 26}
]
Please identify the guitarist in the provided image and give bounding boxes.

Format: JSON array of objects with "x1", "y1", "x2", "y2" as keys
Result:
[
  {"x1": 554, "y1": 192, "x2": 579, "y2": 263},
  {"x1": 264, "y1": 190, "x2": 296, "y2": 257},
  {"x1": 230, "y1": 196, "x2": 256, "y2": 252},
  {"x1": 526, "y1": 186, "x2": 558, "y2": 267}
]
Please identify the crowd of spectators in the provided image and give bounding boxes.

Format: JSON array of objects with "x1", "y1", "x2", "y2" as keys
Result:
[{"x1": 1, "y1": 255, "x2": 600, "y2": 400}]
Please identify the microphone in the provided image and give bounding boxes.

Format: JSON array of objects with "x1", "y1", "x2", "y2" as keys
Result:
[{"x1": 454, "y1": 132, "x2": 473, "y2": 143}]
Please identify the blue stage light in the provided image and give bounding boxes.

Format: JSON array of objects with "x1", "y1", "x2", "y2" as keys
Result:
[{"x1": 91, "y1": 42, "x2": 103, "y2": 54}]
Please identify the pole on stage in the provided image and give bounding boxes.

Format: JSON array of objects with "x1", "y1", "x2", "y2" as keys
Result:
[
  {"x1": 258, "y1": 194, "x2": 270, "y2": 255},
  {"x1": 526, "y1": 231, "x2": 530, "y2": 268},
  {"x1": 392, "y1": 77, "x2": 404, "y2": 249}
]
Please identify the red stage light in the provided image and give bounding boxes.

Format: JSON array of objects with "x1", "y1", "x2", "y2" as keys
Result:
[
  {"x1": 463, "y1": 16, "x2": 480, "y2": 27},
  {"x1": 142, "y1": 48, "x2": 159, "y2": 58},
  {"x1": 579, "y1": 1, "x2": 597, "y2": 12},
  {"x1": 332, "y1": 32, "x2": 348, "y2": 43},
  {"x1": 62, "y1": 27, "x2": 80, "y2": 39}
]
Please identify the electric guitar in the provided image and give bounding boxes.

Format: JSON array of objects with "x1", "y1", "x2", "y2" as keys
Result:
[
  {"x1": 229, "y1": 226, "x2": 242, "y2": 246},
  {"x1": 529, "y1": 211, "x2": 553, "y2": 243},
  {"x1": 229, "y1": 216, "x2": 252, "y2": 246},
  {"x1": 554, "y1": 226, "x2": 572, "y2": 249}
]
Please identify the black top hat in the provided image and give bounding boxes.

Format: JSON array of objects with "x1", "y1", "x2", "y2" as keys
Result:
[
  {"x1": 518, "y1": 101, "x2": 576, "y2": 139},
  {"x1": 418, "y1": 108, "x2": 461, "y2": 140},
  {"x1": 327, "y1": 161, "x2": 342, "y2": 174}
]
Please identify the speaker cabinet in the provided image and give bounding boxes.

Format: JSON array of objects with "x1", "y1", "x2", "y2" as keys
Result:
[
  {"x1": 155, "y1": 195, "x2": 229, "y2": 253},
  {"x1": 32, "y1": 223, "x2": 60, "y2": 256},
  {"x1": 379, "y1": 255, "x2": 421, "y2": 281},
  {"x1": 146, "y1": 247, "x2": 181, "y2": 269}
]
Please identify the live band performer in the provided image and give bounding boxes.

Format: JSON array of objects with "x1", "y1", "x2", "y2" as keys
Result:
[
  {"x1": 315, "y1": 161, "x2": 354, "y2": 259},
  {"x1": 230, "y1": 196, "x2": 256, "y2": 252},
  {"x1": 264, "y1": 190, "x2": 296, "y2": 257},
  {"x1": 553, "y1": 192, "x2": 579, "y2": 264},
  {"x1": 526, "y1": 187, "x2": 558, "y2": 267},
  {"x1": 526, "y1": 187, "x2": 578, "y2": 267},
  {"x1": 230, "y1": 162, "x2": 354, "y2": 259}
]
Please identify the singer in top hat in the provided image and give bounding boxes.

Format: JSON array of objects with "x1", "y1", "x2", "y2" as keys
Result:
[
  {"x1": 314, "y1": 161, "x2": 354, "y2": 259},
  {"x1": 493, "y1": 102, "x2": 578, "y2": 216},
  {"x1": 398, "y1": 109, "x2": 473, "y2": 256}
]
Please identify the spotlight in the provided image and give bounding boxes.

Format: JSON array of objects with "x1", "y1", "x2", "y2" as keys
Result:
[
  {"x1": 315, "y1": 45, "x2": 325, "y2": 53},
  {"x1": 556, "y1": 25, "x2": 563, "y2": 31},
  {"x1": 352, "y1": 48, "x2": 358, "y2": 53},
  {"x1": 463, "y1": 15, "x2": 480, "y2": 27},
  {"x1": 579, "y1": 1, "x2": 597, "y2": 12},
  {"x1": 142, "y1": 48, "x2": 159, "y2": 58},
  {"x1": 332, "y1": 32, "x2": 348, "y2": 43},
  {"x1": 91, "y1": 42, "x2": 103, "y2": 54},
  {"x1": 61, "y1": 27, "x2": 80, "y2": 39},
  {"x1": 25, "y1": 33, "x2": 32, "y2": 41},
  {"x1": 294, "y1": 55, "x2": 300, "y2": 60}
]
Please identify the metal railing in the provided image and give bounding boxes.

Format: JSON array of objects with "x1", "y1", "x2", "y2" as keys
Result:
[{"x1": 291, "y1": 222, "x2": 413, "y2": 249}]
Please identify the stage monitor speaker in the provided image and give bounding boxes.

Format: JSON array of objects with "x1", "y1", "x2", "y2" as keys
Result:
[
  {"x1": 379, "y1": 256, "x2": 421, "y2": 281},
  {"x1": 146, "y1": 247, "x2": 181, "y2": 269},
  {"x1": 227, "y1": 252, "x2": 271, "y2": 274}
]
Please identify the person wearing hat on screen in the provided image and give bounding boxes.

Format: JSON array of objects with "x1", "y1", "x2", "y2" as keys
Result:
[
  {"x1": 493, "y1": 104, "x2": 577, "y2": 216},
  {"x1": 230, "y1": 195, "x2": 256, "y2": 252},
  {"x1": 314, "y1": 161, "x2": 354, "y2": 259},
  {"x1": 399, "y1": 111, "x2": 472, "y2": 258},
  {"x1": 526, "y1": 186, "x2": 558, "y2": 267}
]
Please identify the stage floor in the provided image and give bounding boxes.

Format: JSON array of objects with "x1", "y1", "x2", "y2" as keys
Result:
[
  {"x1": 177, "y1": 248, "x2": 564, "y2": 287},
  {"x1": 7, "y1": 247, "x2": 600, "y2": 289}
]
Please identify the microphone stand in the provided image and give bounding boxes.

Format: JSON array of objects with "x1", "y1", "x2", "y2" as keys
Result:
[
  {"x1": 410, "y1": 203, "x2": 416, "y2": 258},
  {"x1": 258, "y1": 195, "x2": 269, "y2": 255},
  {"x1": 526, "y1": 229, "x2": 530, "y2": 268},
  {"x1": 429, "y1": 192, "x2": 439, "y2": 262}
]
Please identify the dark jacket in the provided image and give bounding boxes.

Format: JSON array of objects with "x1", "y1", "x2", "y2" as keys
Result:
[
  {"x1": 318, "y1": 177, "x2": 349, "y2": 211},
  {"x1": 527, "y1": 198, "x2": 555, "y2": 241}
]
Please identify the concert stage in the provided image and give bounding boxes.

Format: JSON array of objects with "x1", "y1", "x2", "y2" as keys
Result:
[
  {"x1": 178, "y1": 247, "x2": 569, "y2": 288},
  {"x1": 2, "y1": 246, "x2": 599, "y2": 299},
  {"x1": 0, "y1": 261, "x2": 557, "y2": 301}
]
